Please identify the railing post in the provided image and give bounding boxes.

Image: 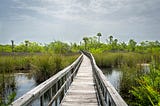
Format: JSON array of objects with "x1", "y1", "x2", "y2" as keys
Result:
[
  {"x1": 40, "y1": 95, "x2": 44, "y2": 106},
  {"x1": 69, "y1": 71, "x2": 71, "y2": 86},
  {"x1": 105, "y1": 92, "x2": 107, "y2": 103},
  {"x1": 49, "y1": 88, "x2": 53, "y2": 101},
  {"x1": 55, "y1": 82, "x2": 58, "y2": 106}
]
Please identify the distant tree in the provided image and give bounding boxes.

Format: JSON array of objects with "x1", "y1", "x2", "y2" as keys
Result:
[
  {"x1": 48, "y1": 41, "x2": 70, "y2": 54},
  {"x1": 11, "y1": 40, "x2": 14, "y2": 52},
  {"x1": 97, "y1": 32, "x2": 102, "y2": 43},
  {"x1": 28, "y1": 42, "x2": 44, "y2": 52},
  {"x1": 128, "y1": 39, "x2": 137, "y2": 51},
  {"x1": 25, "y1": 40, "x2": 29, "y2": 52},
  {"x1": 114, "y1": 39, "x2": 118, "y2": 44},
  {"x1": 109, "y1": 35, "x2": 113, "y2": 44},
  {"x1": 25, "y1": 40, "x2": 29, "y2": 46},
  {"x1": 83, "y1": 37, "x2": 89, "y2": 50},
  {"x1": 112, "y1": 39, "x2": 118, "y2": 50},
  {"x1": 120, "y1": 42, "x2": 127, "y2": 51},
  {"x1": 155, "y1": 40, "x2": 160, "y2": 47},
  {"x1": 139, "y1": 41, "x2": 147, "y2": 51}
]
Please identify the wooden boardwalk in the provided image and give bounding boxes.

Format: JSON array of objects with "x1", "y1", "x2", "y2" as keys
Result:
[
  {"x1": 61, "y1": 55, "x2": 98, "y2": 106},
  {"x1": 12, "y1": 52, "x2": 127, "y2": 106}
]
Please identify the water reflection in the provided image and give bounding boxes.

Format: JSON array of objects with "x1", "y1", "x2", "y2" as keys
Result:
[
  {"x1": 0, "y1": 73, "x2": 36, "y2": 104},
  {"x1": 14, "y1": 73, "x2": 36, "y2": 99},
  {"x1": 0, "y1": 73, "x2": 16, "y2": 104},
  {"x1": 102, "y1": 65, "x2": 150, "y2": 93},
  {"x1": 102, "y1": 68, "x2": 122, "y2": 92},
  {"x1": 13, "y1": 73, "x2": 61, "y2": 106}
]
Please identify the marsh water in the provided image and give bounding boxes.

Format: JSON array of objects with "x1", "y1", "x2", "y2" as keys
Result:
[
  {"x1": 102, "y1": 68, "x2": 122, "y2": 92},
  {"x1": 102, "y1": 65, "x2": 150, "y2": 93},
  {"x1": 13, "y1": 73, "x2": 36, "y2": 99},
  {"x1": 2, "y1": 73, "x2": 60, "y2": 105},
  {"x1": 11, "y1": 70, "x2": 122, "y2": 99}
]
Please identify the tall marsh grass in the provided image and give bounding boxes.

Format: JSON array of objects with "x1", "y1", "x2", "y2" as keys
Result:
[
  {"x1": 0, "y1": 53, "x2": 79, "y2": 83},
  {"x1": 93, "y1": 52, "x2": 151, "y2": 68},
  {"x1": 31, "y1": 54, "x2": 79, "y2": 83}
]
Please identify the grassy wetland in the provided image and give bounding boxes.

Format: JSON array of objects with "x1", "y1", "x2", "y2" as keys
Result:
[
  {"x1": 0, "y1": 35, "x2": 160, "y2": 105},
  {"x1": 0, "y1": 54, "x2": 79, "y2": 105},
  {"x1": 0, "y1": 41, "x2": 80, "y2": 105}
]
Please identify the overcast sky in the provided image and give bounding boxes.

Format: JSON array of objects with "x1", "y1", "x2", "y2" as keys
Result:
[{"x1": 0, "y1": 0, "x2": 160, "y2": 44}]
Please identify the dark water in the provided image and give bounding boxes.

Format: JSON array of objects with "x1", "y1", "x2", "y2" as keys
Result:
[
  {"x1": 14, "y1": 73, "x2": 36, "y2": 100},
  {"x1": 8, "y1": 73, "x2": 59, "y2": 106},
  {"x1": 102, "y1": 68, "x2": 122, "y2": 92},
  {"x1": 1, "y1": 73, "x2": 37, "y2": 104},
  {"x1": 102, "y1": 65, "x2": 150, "y2": 93}
]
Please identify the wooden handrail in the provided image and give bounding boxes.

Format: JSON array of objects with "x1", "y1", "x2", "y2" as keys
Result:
[
  {"x1": 11, "y1": 54, "x2": 83, "y2": 106},
  {"x1": 82, "y1": 51, "x2": 128, "y2": 106}
]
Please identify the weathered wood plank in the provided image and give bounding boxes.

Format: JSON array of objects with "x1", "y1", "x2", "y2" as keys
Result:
[
  {"x1": 63, "y1": 94, "x2": 97, "y2": 99},
  {"x1": 61, "y1": 55, "x2": 98, "y2": 106},
  {"x1": 61, "y1": 102, "x2": 98, "y2": 106},
  {"x1": 62, "y1": 98, "x2": 98, "y2": 103}
]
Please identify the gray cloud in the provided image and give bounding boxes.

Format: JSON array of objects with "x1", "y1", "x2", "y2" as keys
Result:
[{"x1": 0, "y1": 0, "x2": 159, "y2": 44}]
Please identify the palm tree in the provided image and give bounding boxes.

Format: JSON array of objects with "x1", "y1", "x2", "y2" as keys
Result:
[
  {"x1": 11, "y1": 40, "x2": 14, "y2": 52},
  {"x1": 109, "y1": 35, "x2": 113, "y2": 44},
  {"x1": 83, "y1": 37, "x2": 89, "y2": 50},
  {"x1": 129, "y1": 39, "x2": 137, "y2": 51},
  {"x1": 25, "y1": 40, "x2": 29, "y2": 52},
  {"x1": 97, "y1": 32, "x2": 102, "y2": 43}
]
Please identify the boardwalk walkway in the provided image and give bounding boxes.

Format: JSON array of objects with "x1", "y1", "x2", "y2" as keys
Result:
[
  {"x1": 11, "y1": 52, "x2": 127, "y2": 106},
  {"x1": 61, "y1": 55, "x2": 98, "y2": 106}
]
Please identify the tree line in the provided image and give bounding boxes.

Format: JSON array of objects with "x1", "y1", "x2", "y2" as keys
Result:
[{"x1": 0, "y1": 33, "x2": 160, "y2": 54}]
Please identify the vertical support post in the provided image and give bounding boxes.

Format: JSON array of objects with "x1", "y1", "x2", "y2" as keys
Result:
[
  {"x1": 69, "y1": 71, "x2": 72, "y2": 85},
  {"x1": 107, "y1": 93, "x2": 109, "y2": 106},
  {"x1": 49, "y1": 88, "x2": 53, "y2": 101},
  {"x1": 105, "y1": 92, "x2": 107, "y2": 103},
  {"x1": 55, "y1": 99, "x2": 57, "y2": 106},
  {"x1": 40, "y1": 95, "x2": 44, "y2": 106},
  {"x1": 66, "y1": 73, "x2": 69, "y2": 90},
  {"x1": 64, "y1": 75, "x2": 66, "y2": 94},
  {"x1": 54, "y1": 82, "x2": 58, "y2": 106},
  {"x1": 68, "y1": 72, "x2": 70, "y2": 87}
]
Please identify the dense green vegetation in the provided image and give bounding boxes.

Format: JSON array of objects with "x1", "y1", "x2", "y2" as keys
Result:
[
  {"x1": 130, "y1": 63, "x2": 160, "y2": 106},
  {"x1": 0, "y1": 33, "x2": 160, "y2": 105}
]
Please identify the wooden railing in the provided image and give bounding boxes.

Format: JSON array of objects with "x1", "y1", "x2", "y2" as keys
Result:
[
  {"x1": 11, "y1": 55, "x2": 83, "y2": 106},
  {"x1": 83, "y1": 51, "x2": 128, "y2": 106}
]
